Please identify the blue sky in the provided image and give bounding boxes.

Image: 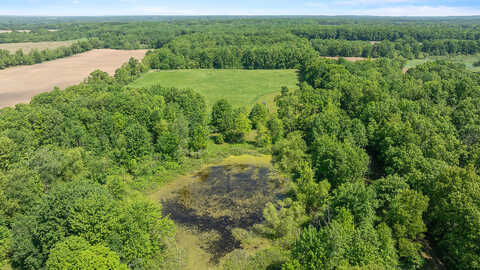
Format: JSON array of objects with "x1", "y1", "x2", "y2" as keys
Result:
[{"x1": 1, "y1": 0, "x2": 479, "y2": 16}]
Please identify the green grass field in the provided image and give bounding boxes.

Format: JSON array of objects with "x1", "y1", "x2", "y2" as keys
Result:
[
  {"x1": 130, "y1": 69, "x2": 298, "y2": 108},
  {"x1": 406, "y1": 55, "x2": 480, "y2": 72}
]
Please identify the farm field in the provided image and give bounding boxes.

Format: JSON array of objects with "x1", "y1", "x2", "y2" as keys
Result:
[
  {"x1": 130, "y1": 69, "x2": 299, "y2": 108},
  {"x1": 406, "y1": 55, "x2": 480, "y2": 72},
  {"x1": 0, "y1": 49, "x2": 147, "y2": 108},
  {"x1": 0, "y1": 40, "x2": 77, "y2": 53},
  {"x1": 0, "y1": 30, "x2": 31, "y2": 34}
]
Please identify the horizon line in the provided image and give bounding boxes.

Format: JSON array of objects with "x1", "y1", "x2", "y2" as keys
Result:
[{"x1": 1, "y1": 14, "x2": 480, "y2": 17}]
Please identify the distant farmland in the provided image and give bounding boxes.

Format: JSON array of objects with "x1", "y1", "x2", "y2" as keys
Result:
[
  {"x1": 0, "y1": 40, "x2": 76, "y2": 53},
  {"x1": 0, "y1": 49, "x2": 148, "y2": 108},
  {"x1": 406, "y1": 55, "x2": 480, "y2": 73}
]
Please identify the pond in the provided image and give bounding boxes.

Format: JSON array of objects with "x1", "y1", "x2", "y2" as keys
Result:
[{"x1": 157, "y1": 160, "x2": 287, "y2": 263}]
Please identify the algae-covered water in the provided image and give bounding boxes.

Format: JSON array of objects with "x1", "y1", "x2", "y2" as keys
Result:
[{"x1": 151, "y1": 155, "x2": 287, "y2": 268}]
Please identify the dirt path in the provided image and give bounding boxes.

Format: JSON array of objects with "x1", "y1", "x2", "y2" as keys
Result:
[{"x1": 0, "y1": 49, "x2": 148, "y2": 108}]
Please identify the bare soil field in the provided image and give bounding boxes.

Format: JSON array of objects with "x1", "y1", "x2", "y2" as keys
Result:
[
  {"x1": 0, "y1": 40, "x2": 75, "y2": 53},
  {"x1": 0, "y1": 30, "x2": 31, "y2": 34},
  {"x1": 0, "y1": 49, "x2": 148, "y2": 108}
]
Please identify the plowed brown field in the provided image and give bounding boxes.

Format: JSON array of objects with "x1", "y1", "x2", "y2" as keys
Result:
[{"x1": 0, "y1": 49, "x2": 148, "y2": 108}]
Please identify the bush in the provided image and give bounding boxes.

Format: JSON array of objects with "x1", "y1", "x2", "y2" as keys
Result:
[{"x1": 214, "y1": 134, "x2": 225, "y2": 144}]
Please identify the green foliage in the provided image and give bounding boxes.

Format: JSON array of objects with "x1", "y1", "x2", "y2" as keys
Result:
[
  {"x1": 11, "y1": 181, "x2": 174, "y2": 269},
  {"x1": 27, "y1": 146, "x2": 88, "y2": 185},
  {"x1": 254, "y1": 199, "x2": 308, "y2": 247},
  {"x1": 426, "y1": 166, "x2": 480, "y2": 270},
  {"x1": 113, "y1": 57, "x2": 147, "y2": 85},
  {"x1": 123, "y1": 123, "x2": 153, "y2": 159},
  {"x1": 311, "y1": 135, "x2": 370, "y2": 187},
  {"x1": 225, "y1": 108, "x2": 251, "y2": 143},
  {"x1": 4, "y1": 17, "x2": 480, "y2": 270},
  {"x1": 0, "y1": 222, "x2": 11, "y2": 267},
  {"x1": 285, "y1": 209, "x2": 398, "y2": 270},
  {"x1": 271, "y1": 132, "x2": 307, "y2": 174},
  {"x1": 292, "y1": 161, "x2": 330, "y2": 215},
  {"x1": 211, "y1": 100, "x2": 251, "y2": 143},
  {"x1": 212, "y1": 99, "x2": 234, "y2": 134},
  {"x1": 386, "y1": 189, "x2": 428, "y2": 241},
  {"x1": 45, "y1": 236, "x2": 127, "y2": 270},
  {"x1": 0, "y1": 67, "x2": 206, "y2": 269},
  {"x1": 385, "y1": 189, "x2": 428, "y2": 269},
  {"x1": 189, "y1": 124, "x2": 209, "y2": 151},
  {"x1": 266, "y1": 117, "x2": 284, "y2": 144},
  {"x1": 271, "y1": 57, "x2": 480, "y2": 269},
  {"x1": 144, "y1": 31, "x2": 317, "y2": 70},
  {"x1": 0, "y1": 136, "x2": 15, "y2": 170},
  {"x1": 214, "y1": 134, "x2": 225, "y2": 145},
  {"x1": 331, "y1": 182, "x2": 378, "y2": 224},
  {"x1": 0, "y1": 168, "x2": 43, "y2": 224},
  {"x1": 249, "y1": 103, "x2": 269, "y2": 129},
  {"x1": 255, "y1": 123, "x2": 272, "y2": 148}
]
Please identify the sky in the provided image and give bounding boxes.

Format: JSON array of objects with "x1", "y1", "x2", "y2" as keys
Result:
[{"x1": 1, "y1": 0, "x2": 480, "y2": 17}]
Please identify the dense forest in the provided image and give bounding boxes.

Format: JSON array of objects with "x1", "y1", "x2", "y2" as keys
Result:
[
  {"x1": 3, "y1": 16, "x2": 480, "y2": 69},
  {"x1": 0, "y1": 58, "x2": 210, "y2": 269},
  {"x1": 270, "y1": 58, "x2": 480, "y2": 270},
  {"x1": 0, "y1": 16, "x2": 479, "y2": 270}
]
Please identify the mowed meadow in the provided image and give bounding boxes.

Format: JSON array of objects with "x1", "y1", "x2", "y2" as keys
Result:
[
  {"x1": 130, "y1": 69, "x2": 299, "y2": 108},
  {"x1": 406, "y1": 54, "x2": 480, "y2": 72}
]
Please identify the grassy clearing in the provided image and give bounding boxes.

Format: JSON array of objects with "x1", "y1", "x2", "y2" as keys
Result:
[
  {"x1": 0, "y1": 40, "x2": 82, "y2": 53},
  {"x1": 138, "y1": 141, "x2": 261, "y2": 192},
  {"x1": 406, "y1": 55, "x2": 480, "y2": 72},
  {"x1": 129, "y1": 69, "x2": 299, "y2": 109},
  {"x1": 175, "y1": 226, "x2": 213, "y2": 270}
]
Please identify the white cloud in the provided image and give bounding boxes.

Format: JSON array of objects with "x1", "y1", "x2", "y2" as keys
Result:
[
  {"x1": 306, "y1": 0, "x2": 416, "y2": 7},
  {"x1": 354, "y1": 5, "x2": 480, "y2": 16}
]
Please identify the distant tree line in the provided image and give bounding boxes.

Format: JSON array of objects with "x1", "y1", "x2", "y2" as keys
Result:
[
  {"x1": 3, "y1": 17, "x2": 480, "y2": 69},
  {"x1": 292, "y1": 24, "x2": 480, "y2": 42},
  {"x1": 0, "y1": 39, "x2": 102, "y2": 69},
  {"x1": 142, "y1": 32, "x2": 317, "y2": 69},
  {"x1": 311, "y1": 38, "x2": 480, "y2": 59}
]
